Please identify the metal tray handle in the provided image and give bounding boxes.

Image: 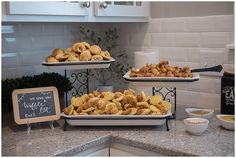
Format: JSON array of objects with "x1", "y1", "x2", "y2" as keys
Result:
[{"x1": 191, "y1": 65, "x2": 223, "y2": 73}]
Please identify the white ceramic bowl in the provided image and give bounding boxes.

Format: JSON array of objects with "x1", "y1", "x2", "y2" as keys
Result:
[
  {"x1": 185, "y1": 108, "x2": 214, "y2": 119},
  {"x1": 183, "y1": 118, "x2": 209, "y2": 135},
  {"x1": 216, "y1": 114, "x2": 234, "y2": 130}
]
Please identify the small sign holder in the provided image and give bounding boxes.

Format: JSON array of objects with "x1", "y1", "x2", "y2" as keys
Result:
[{"x1": 12, "y1": 86, "x2": 61, "y2": 134}]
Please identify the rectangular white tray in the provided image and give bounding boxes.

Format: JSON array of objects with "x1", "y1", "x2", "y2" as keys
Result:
[
  {"x1": 42, "y1": 58, "x2": 115, "y2": 70},
  {"x1": 123, "y1": 71, "x2": 200, "y2": 88},
  {"x1": 61, "y1": 112, "x2": 171, "y2": 126},
  {"x1": 123, "y1": 70, "x2": 200, "y2": 82}
]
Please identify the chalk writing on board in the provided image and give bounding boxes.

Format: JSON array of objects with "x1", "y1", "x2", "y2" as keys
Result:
[
  {"x1": 18, "y1": 94, "x2": 25, "y2": 102},
  {"x1": 17, "y1": 91, "x2": 56, "y2": 119}
]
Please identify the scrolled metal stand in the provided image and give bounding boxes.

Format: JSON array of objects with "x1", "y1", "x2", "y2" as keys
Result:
[
  {"x1": 152, "y1": 87, "x2": 177, "y2": 131},
  {"x1": 63, "y1": 69, "x2": 89, "y2": 131}
]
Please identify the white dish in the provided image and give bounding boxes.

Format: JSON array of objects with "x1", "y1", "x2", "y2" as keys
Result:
[
  {"x1": 216, "y1": 114, "x2": 234, "y2": 130},
  {"x1": 183, "y1": 118, "x2": 209, "y2": 135},
  {"x1": 42, "y1": 58, "x2": 115, "y2": 70},
  {"x1": 185, "y1": 108, "x2": 214, "y2": 119},
  {"x1": 123, "y1": 70, "x2": 200, "y2": 82},
  {"x1": 61, "y1": 112, "x2": 172, "y2": 126}
]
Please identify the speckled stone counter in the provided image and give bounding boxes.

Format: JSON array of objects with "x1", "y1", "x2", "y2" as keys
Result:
[{"x1": 2, "y1": 116, "x2": 234, "y2": 156}]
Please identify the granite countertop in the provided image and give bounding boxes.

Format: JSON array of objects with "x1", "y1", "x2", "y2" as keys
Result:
[{"x1": 2, "y1": 116, "x2": 234, "y2": 156}]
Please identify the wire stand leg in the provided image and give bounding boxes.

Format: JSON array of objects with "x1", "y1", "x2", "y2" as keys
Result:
[
  {"x1": 166, "y1": 118, "x2": 170, "y2": 131},
  {"x1": 64, "y1": 69, "x2": 68, "y2": 131}
]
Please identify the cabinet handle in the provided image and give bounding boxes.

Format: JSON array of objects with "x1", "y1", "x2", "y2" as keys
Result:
[
  {"x1": 81, "y1": 1, "x2": 90, "y2": 8},
  {"x1": 100, "y1": 2, "x2": 108, "y2": 9}
]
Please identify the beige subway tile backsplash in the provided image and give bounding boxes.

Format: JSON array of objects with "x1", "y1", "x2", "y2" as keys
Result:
[
  {"x1": 151, "y1": 33, "x2": 174, "y2": 47},
  {"x1": 158, "y1": 47, "x2": 188, "y2": 62},
  {"x1": 2, "y1": 53, "x2": 19, "y2": 68},
  {"x1": 161, "y1": 18, "x2": 186, "y2": 33},
  {"x1": 213, "y1": 15, "x2": 234, "y2": 32},
  {"x1": 174, "y1": 33, "x2": 201, "y2": 47},
  {"x1": 147, "y1": 20, "x2": 161, "y2": 33},
  {"x1": 200, "y1": 32, "x2": 231, "y2": 48},
  {"x1": 185, "y1": 16, "x2": 214, "y2": 32}
]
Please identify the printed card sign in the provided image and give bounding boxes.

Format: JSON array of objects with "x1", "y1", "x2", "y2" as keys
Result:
[{"x1": 12, "y1": 87, "x2": 61, "y2": 124}]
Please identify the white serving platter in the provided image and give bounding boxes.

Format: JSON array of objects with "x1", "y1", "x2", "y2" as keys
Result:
[
  {"x1": 61, "y1": 112, "x2": 172, "y2": 126},
  {"x1": 123, "y1": 71, "x2": 200, "y2": 88},
  {"x1": 42, "y1": 58, "x2": 115, "y2": 70}
]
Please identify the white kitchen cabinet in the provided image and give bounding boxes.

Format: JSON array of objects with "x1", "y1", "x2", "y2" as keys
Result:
[
  {"x1": 94, "y1": 1, "x2": 149, "y2": 17},
  {"x1": 7, "y1": 1, "x2": 90, "y2": 16},
  {"x1": 2, "y1": 1, "x2": 149, "y2": 22}
]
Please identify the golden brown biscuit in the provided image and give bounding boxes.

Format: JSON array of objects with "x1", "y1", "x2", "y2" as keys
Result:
[
  {"x1": 52, "y1": 48, "x2": 64, "y2": 57},
  {"x1": 72, "y1": 42, "x2": 86, "y2": 52},
  {"x1": 149, "y1": 95, "x2": 163, "y2": 105},
  {"x1": 71, "y1": 97, "x2": 83, "y2": 107},
  {"x1": 47, "y1": 56, "x2": 58, "y2": 63},
  {"x1": 66, "y1": 54, "x2": 79, "y2": 62},
  {"x1": 80, "y1": 50, "x2": 92, "y2": 61},
  {"x1": 91, "y1": 55, "x2": 103, "y2": 61},
  {"x1": 102, "y1": 92, "x2": 115, "y2": 101},
  {"x1": 101, "y1": 51, "x2": 111, "y2": 60},
  {"x1": 81, "y1": 42, "x2": 90, "y2": 49},
  {"x1": 150, "y1": 105, "x2": 161, "y2": 114},
  {"x1": 55, "y1": 53, "x2": 68, "y2": 61},
  {"x1": 63, "y1": 105, "x2": 74, "y2": 115},
  {"x1": 90, "y1": 45, "x2": 101, "y2": 55},
  {"x1": 124, "y1": 89, "x2": 135, "y2": 96}
]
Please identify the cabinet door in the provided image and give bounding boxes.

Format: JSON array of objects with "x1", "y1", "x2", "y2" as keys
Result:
[
  {"x1": 94, "y1": 1, "x2": 149, "y2": 17},
  {"x1": 7, "y1": 1, "x2": 90, "y2": 16}
]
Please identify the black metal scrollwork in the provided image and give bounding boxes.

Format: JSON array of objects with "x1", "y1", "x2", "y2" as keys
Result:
[{"x1": 70, "y1": 70, "x2": 89, "y2": 97}]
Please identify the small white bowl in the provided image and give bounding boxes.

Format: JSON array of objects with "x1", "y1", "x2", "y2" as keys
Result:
[
  {"x1": 185, "y1": 108, "x2": 214, "y2": 119},
  {"x1": 183, "y1": 118, "x2": 209, "y2": 135},
  {"x1": 216, "y1": 114, "x2": 234, "y2": 130}
]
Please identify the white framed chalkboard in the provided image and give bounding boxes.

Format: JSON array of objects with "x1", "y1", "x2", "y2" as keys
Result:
[{"x1": 12, "y1": 86, "x2": 61, "y2": 124}]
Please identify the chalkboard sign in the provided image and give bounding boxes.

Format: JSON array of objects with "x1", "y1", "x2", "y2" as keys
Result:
[{"x1": 12, "y1": 86, "x2": 61, "y2": 124}]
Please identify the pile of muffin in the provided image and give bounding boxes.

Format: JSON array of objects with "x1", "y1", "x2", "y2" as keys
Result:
[
  {"x1": 130, "y1": 60, "x2": 193, "y2": 78},
  {"x1": 63, "y1": 89, "x2": 171, "y2": 116},
  {"x1": 46, "y1": 41, "x2": 111, "y2": 63}
]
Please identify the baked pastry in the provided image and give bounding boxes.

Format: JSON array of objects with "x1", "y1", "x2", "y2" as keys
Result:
[
  {"x1": 90, "y1": 45, "x2": 101, "y2": 55},
  {"x1": 149, "y1": 95, "x2": 163, "y2": 105},
  {"x1": 130, "y1": 60, "x2": 193, "y2": 78},
  {"x1": 80, "y1": 50, "x2": 92, "y2": 61},
  {"x1": 91, "y1": 55, "x2": 103, "y2": 61},
  {"x1": 63, "y1": 90, "x2": 171, "y2": 116},
  {"x1": 52, "y1": 48, "x2": 64, "y2": 57},
  {"x1": 66, "y1": 54, "x2": 79, "y2": 62},
  {"x1": 46, "y1": 56, "x2": 58, "y2": 63},
  {"x1": 101, "y1": 51, "x2": 111, "y2": 60},
  {"x1": 46, "y1": 41, "x2": 114, "y2": 62},
  {"x1": 81, "y1": 42, "x2": 90, "y2": 49},
  {"x1": 72, "y1": 42, "x2": 86, "y2": 53},
  {"x1": 63, "y1": 105, "x2": 74, "y2": 115}
]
